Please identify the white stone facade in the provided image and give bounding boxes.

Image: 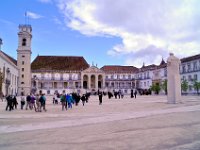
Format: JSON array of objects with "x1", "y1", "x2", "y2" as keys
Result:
[
  {"x1": 180, "y1": 57, "x2": 200, "y2": 94},
  {"x1": 0, "y1": 51, "x2": 19, "y2": 96}
]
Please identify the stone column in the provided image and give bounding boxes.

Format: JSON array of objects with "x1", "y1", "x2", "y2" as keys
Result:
[
  {"x1": 102, "y1": 75, "x2": 105, "y2": 89},
  {"x1": 167, "y1": 53, "x2": 181, "y2": 104},
  {"x1": 81, "y1": 74, "x2": 83, "y2": 89},
  {"x1": 95, "y1": 74, "x2": 98, "y2": 91},
  {"x1": 88, "y1": 74, "x2": 91, "y2": 90}
]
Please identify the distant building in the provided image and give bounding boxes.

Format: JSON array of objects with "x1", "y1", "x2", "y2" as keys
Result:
[
  {"x1": 0, "y1": 24, "x2": 200, "y2": 96},
  {"x1": 180, "y1": 54, "x2": 200, "y2": 94},
  {"x1": 101, "y1": 65, "x2": 138, "y2": 94}
]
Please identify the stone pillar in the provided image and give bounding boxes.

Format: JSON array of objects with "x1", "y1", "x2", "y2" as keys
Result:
[
  {"x1": 88, "y1": 74, "x2": 91, "y2": 90},
  {"x1": 102, "y1": 76, "x2": 105, "y2": 89},
  {"x1": 95, "y1": 74, "x2": 98, "y2": 91},
  {"x1": 167, "y1": 53, "x2": 181, "y2": 104},
  {"x1": 81, "y1": 74, "x2": 83, "y2": 89}
]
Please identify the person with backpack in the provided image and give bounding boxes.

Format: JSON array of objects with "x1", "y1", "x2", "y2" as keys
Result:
[
  {"x1": 40, "y1": 94, "x2": 47, "y2": 112},
  {"x1": 60, "y1": 94, "x2": 66, "y2": 111},
  {"x1": 26, "y1": 94, "x2": 31, "y2": 110}
]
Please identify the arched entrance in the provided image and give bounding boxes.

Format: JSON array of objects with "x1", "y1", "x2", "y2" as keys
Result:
[
  {"x1": 83, "y1": 75, "x2": 88, "y2": 89},
  {"x1": 98, "y1": 75, "x2": 103, "y2": 89}
]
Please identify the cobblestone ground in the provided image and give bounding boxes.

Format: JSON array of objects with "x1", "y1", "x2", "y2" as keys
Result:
[{"x1": 0, "y1": 95, "x2": 200, "y2": 150}]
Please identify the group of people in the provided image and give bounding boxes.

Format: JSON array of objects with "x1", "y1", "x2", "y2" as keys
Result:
[
  {"x1": 5, "y1": 95, "x2": 18, "y2": 111},
  {"x1": 24, "y1": 94, "x2": 47, "y2": 112},
  {"x1": 131, "y1": 89, "x2": 137, "y2": 98},
  {"x1": 5, "y1": 93, "x2": 47, "y2": 112},
  {"x1": 53, "y1": 92, "x2": 90, "y2": 111},
  {"x1": 4, "y1": 89, "x2": 138, "y2": 112}
]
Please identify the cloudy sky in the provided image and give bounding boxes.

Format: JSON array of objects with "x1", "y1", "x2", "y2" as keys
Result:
[{"x1": 0, "y1": 0, "x2": 200, "y2": 67}]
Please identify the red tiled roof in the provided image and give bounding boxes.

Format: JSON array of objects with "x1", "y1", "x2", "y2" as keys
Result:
[
  {"x1": 31, "y1": 56, "x2": 89, "y2": 71},
  {"x1": 181, "y1": 54, "x2": 200, "y2": 63},
  {"x1": 101, "y1": 65, "x2": 138, "y2": 73},
  {"x1": 0, "y1": 50, "x2": 17, "y2": 65}
]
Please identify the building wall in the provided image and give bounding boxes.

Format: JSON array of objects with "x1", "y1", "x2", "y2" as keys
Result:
[
  {"x1": 180, "y1": 59, "x2": 200, "y2": 94},
  {"x1": 32, "y1": 72, "x2": 81, "y2": 95},
  {"x1": 0, "y1": 53, "x2": 19, "y2": 96}
]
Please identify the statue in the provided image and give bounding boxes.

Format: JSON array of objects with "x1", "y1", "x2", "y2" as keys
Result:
[{"x1": 167, "y1": 53, "x2": 181, "y2": 104}]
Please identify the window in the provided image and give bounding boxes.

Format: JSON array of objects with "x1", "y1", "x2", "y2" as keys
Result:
[
  {"x1": 22, "y1": 61, "x2": 24, "y2": 65},
  {"x1": 21, "y1": 82, "x2": 24, "y2": 84},
  {"x1": 194, "y1": 74, "x2": 198, "y2": 80},
  {"x1": 47, "y1": 90, "x2": 50, "y2": 94},
  {"x1": 187, "y1": 63, "x2": 191, "y2": 72},
  {"x1": 22, "y1": 38, "x2": 26, "y2": 46},
  {"x1": 193, "y1": 61, "x2": 197, "y2": 71},
  {"x1": 22, "y1": 68, "x2": 24, "y2": 71},
  {"x1": 189, "y1": 85, "x2": 192, "y2": 91},
  {"x1": 182, "y1": 65, "x2": 186, "y2": 73},
  {"x1": 22, "y1": 74, "x2": 24, "y2": 78},
  {"x1": 188, "y1": 75, "x2": 192, "y2": 81},
  {"x1": 22, "y1": 55, "x2": 25, "y2": 58},
  {"x1": 111, "y1": 75, "x2": 114, "y2": 79},
  {"x1": 182, "y1": 76, "x2": 185, "y2": 80}
]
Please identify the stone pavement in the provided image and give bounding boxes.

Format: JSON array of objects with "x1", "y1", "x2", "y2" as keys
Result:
[{"x1": 0, "y1": 95, "x2": 200, "y2": 150}]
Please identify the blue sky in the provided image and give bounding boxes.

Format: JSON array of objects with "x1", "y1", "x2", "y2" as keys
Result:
[{"x1": 1, "y1": 0, "x2": 200, "y2": 68}]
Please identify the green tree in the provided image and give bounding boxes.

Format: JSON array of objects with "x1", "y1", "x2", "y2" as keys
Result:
[
  {"x1": 161, "y1": 79, "x2": 167, "y2": 95},
  {"x1": 181, "y1": 79, "x2": 188, "y2": 94},
  {"x1": 193, "y1": 80, "x2": 200, "y2": 95},
  {"x1": 151, "y1": 83, "x2": 161, "y2": 95}
]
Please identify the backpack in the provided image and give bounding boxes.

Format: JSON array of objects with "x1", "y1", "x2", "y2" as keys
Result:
[{"x1": 39, "y1": 96, "x2": 44, "y2": 103}]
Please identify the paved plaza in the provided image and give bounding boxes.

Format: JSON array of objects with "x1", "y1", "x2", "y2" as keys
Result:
[{"x1": 0, "y1": 95, "x2": 200, "y2": 150}]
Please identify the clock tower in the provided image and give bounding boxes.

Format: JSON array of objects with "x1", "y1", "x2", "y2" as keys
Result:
[{"x1": 17, "y1": 24, "x2": 32, "y2": 96}]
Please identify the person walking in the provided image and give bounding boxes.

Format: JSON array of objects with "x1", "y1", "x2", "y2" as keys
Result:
[
  {"x1": 98, "y1": 92, "x2": 103, "y2": 105},
  {"x1": 26, "y1": 94, "x2": 31, "y2": 110},
  {"x1": 30, "y1": 94, "x2": 37, "y2": 111},
  {"x1": 35, "y1": 94, "x2": 41, "y2": 112},
  {"x1": 13, "y1": 96, "x2": 18, "y2": 109},
  {"x1": 81, "y1": 94, "x2": 86, "y2": 106},
  {"x1": 60, "y1": 94, "x2": 66, "y2": 111},
  {"x1": 5, "y1": 95, "x2": 12, "y2": 111},
  {"x1": 134, "y1": 90, "x2": 137, "y2": 99},
  {"x1": 40, "y1": 94, "x2": 47, "y2": 112},
  {"x1": 20, "y1": 95, "x2": 25, "y2": 110},
  {"x1": 131, "y1": 89, "x2": 134, "y2": 98}
]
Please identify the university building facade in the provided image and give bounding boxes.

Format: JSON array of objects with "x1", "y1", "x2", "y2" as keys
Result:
[{"x1": 0, "y1": 24, "x2": 200, "y2": 96}]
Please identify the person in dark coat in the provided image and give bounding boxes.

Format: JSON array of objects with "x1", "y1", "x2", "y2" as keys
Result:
[
  {"x1": 5, "y1": 95, "x2": 12, "y2": 111},
  {"x1": 134, "y1": 90, "x2": 137, "y2": 99},
  {"x1": 98, "y1": 92, "x2": 103, "y2": 105},
  {"x1": 13, "y1": 96, "x2": 18, "y2": 109},
  {"x1": 131, "y1": 89, "x2": 134, "y2": 98},
  {"x1": 81, "y1": 94, "x2": 86, "y2": 106}
]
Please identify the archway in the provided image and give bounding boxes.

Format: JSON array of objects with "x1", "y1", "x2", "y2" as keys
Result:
[
  {"x1": 83, "y1": 75, "x2": 88, "y2": 89},
  {"x1": 98, "y1": 75, "x2": 103, "y2": 89}
]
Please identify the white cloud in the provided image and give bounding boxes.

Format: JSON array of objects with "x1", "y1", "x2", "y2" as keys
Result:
[
  {"x1": 26, "y1": 11, "x2": 43, "y2": 19},
  {"x1": 57, "y1": 0, "x2": 200, "y2": 67},
  {"x1": 38, "y1": 0, "x2": 52, "y2": 3}
]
